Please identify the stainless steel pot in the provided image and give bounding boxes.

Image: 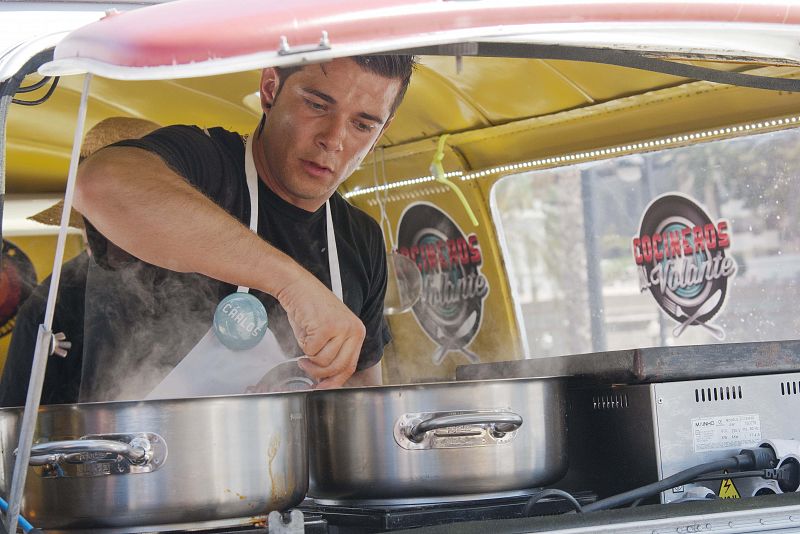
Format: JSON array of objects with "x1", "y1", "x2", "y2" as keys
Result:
[
  {"x1": 306, "y1": 376, "x2": 567, "y2": 502},
  {"x1": 0, "y1": 393, "x2": 307, "y2": 530}
]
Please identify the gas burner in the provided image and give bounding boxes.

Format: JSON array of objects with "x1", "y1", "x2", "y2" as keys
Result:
[{"x1": 300, "y1": 490, "x2": 596, "y2": 532}]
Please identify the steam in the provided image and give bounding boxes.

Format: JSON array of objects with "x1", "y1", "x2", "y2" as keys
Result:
[
  {"x1": 82, "y1": 258, "x2": 211, "y2": 401},
  {"x1": 83, "y1": 247, "x2": 315, "y2": 401}
]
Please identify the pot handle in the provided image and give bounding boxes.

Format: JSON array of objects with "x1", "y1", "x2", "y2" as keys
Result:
[
  {"x1": 408, "y1": 412, "x2": 523, "y2": 443},
  {"x1": 25, "y1": 439, "x2": 149, "y2": 466}
]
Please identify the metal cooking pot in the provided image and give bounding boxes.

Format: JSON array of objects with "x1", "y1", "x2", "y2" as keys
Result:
[
  {"x1": 306, "y1": 376, "x2": 567, "y2": 502},
  {"x1": 0, "y1": 393, "x2": 307, "y2": 530}
]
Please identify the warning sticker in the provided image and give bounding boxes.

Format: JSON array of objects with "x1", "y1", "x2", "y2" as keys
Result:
[
  {"x1": 719, "y1": 478, "x2": 740, "y2": 499},
  {"x1": 691, "y1": 414, "x2": 761, "y2": 453}
]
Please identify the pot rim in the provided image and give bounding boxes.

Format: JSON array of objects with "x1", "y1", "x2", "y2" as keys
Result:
[
  {"x1": 308, "y1": 374, "x2": 568, "y2": 397},
  {"x1": 0, "y1": 390, "x2": 308, "y2": 414},
  {"x1": 0, "y1": 375, "x2": 567, "y2": 414}
]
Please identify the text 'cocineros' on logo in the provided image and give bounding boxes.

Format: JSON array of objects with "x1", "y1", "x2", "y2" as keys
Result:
[{"x1": 632, "y1": 193, "x2": 736, "y2": 339}]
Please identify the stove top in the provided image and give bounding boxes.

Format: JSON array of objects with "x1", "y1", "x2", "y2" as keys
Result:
[{"x1": 28, "y1": 490, "x2": 595, "y2": 533}]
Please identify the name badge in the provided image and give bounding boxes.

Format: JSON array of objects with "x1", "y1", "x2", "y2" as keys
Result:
[{"x1": 213, "y1": 293, "x2": 268, "y2": 350}]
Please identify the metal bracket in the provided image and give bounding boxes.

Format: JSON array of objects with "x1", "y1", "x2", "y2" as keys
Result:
[
  {"x1": 278, "y1": 31, "x2": 331, "y2": 56},
  {"x1": 437, "y1": 42, "x2": 479, "y2": 57},
  {"x1": 268, "y1": 509, "x2": 305, "y2": 533}
]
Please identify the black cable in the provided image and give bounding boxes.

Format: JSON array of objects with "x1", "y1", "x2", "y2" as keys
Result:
[
  {"x1": 12, "y1": 76, "x2": 59, "y2": 106},
  {"x1": 691, "y1": 470, "x2": 767, "y2": 483},
  {"x1": 523, "y1": 488, "x2": 583, "y2": 516},
  {"x1": 583, "y1": 448, "x2": 777, "y2": 513},
  {"x1": 397, "y1": 42, "x2": 800, "y2": 93},
  {"x1": 15, "y1": 76, "x2": 51, "y2": 94},
  {"x1": 583, "y1": 457, "x2": 739, "y2": 512},
  {"x1": 692, "y1": 463, "x2": 797, "y2": 485}
]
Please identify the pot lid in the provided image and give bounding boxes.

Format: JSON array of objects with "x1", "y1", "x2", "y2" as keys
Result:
[{"x1": 39, "y1": 0, "x2": 800, "y2": 80}]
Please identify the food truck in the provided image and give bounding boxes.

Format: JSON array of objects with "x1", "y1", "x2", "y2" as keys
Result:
[{"x1": 0, "y1": 0, "x2": 799, "y2": 532}]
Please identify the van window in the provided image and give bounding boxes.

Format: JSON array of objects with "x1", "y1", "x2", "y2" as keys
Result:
[{"x1": 491, "y1": 125, "x2": 800, "y2": 358}]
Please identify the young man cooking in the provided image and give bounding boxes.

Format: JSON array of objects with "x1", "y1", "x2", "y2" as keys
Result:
[{"x1": 74, "y1": 55, "x2": 415, "y2": 401}]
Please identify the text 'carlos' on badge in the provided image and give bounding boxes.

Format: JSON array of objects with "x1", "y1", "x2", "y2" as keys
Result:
[{"x1": 213, "y1": 293, "x2": 268, "y2": 350}]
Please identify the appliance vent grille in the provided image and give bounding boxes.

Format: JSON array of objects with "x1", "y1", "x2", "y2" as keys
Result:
[
  {"x1": 592, "y1": 393, "x2": 629, "y2": 411},
  {"x1": 781, "y1": 381, "x2": 800, "y2": 396},
  {"x1": 695, "y1": 385, "x2": 742, "y2": 403}
]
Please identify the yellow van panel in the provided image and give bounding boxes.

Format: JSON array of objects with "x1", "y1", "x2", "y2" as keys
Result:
[{"x1": 349, "y1": 150, "x2": 524, "y2": 382}]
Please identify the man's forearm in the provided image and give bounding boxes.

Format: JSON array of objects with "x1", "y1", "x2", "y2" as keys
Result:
[{"x1": 75, "y1": 146, "x2": 301, "y2": 297}]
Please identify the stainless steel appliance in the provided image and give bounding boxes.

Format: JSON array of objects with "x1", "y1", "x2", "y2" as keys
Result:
[
  {"x1": 562, "y1": 371, "x2": 800, "y2": 503},
  {"x1": 456, "y1": 341, "x2": 800, "y2": 504}
]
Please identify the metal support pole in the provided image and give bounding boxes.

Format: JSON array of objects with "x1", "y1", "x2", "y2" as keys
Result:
[
  {"x1": 0, "y1": 90, "x2": 10, "y2": 261},
  {"x1": 641, "y1": 156, "x2": 669, "y2": 346},
  {"x1": 5, "y1": 73, "x2": 92, "y2": 534},
  {"x1": 580, "y1": 168, "x2": 607, "y2": 352},
  {"x1": 5, "y1": 326, "x2": 50, "y2": 533}
]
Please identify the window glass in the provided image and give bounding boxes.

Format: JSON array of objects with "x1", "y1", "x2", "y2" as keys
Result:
[{"x1": 492, "y1": 127, "x2": 800, "y2": 357}]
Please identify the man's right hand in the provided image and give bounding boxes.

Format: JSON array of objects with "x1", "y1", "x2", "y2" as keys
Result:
[{"x1": 277, "y1": 274, "x2": 366, "y2": 389}]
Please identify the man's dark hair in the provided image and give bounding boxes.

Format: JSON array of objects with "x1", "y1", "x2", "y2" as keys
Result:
[{"x1": 275, "y1": 55, "x2": 416, "y2": 116}]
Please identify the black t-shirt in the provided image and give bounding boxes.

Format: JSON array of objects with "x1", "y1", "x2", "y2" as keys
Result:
[{"x1": 80, "y1": 125, "x2": 390, "y2": 402}]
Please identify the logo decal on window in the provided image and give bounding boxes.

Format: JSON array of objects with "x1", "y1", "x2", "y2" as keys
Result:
[
  {"x1": 397, "y1": 202, "x2": 489, "y2": 365},
  {"x1": 632, "y1": 193, "x2": 736, "y2": 339}
]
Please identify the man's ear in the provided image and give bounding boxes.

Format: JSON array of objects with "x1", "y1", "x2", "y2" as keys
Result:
[{"x1": 260, "y1": 68, "x2": 281, "y2": 113}]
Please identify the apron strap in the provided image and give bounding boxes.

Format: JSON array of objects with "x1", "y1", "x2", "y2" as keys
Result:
[
  {"x1": 327, "y1": 200, "x2": 343, "y2": 301},
  {"x1": 238, "y1": 134, "x2": 259, "y2": 293},
  {"x1": 243, "y1": 132, "x2": 342, "y2": 301}
]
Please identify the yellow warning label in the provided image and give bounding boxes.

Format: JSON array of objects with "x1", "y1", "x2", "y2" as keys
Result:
[{"x1": 719, "y1": 478, "x2": 741, "y2": 499}]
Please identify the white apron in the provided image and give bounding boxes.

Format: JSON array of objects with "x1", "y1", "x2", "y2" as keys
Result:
[{"x1": 146, "y1": 134, "x2": 343, "y2": 399}]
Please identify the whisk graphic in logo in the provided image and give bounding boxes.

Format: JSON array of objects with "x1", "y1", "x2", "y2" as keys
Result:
[{"x1": 632, "y1": 193, "x2": 736, "y2": 340}]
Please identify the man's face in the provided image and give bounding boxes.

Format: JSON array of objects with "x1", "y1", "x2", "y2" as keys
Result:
[{"x1": 256, "y1": 59, "x2": 401, "y2": 211}]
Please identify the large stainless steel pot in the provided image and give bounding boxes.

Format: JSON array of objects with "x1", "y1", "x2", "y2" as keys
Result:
[
  {"x1": 0, "y1": 393, "x2": 307, "y2": 530},
  {"x1": 306, "y1": 376, "x2": 567, "y2": 502}
]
